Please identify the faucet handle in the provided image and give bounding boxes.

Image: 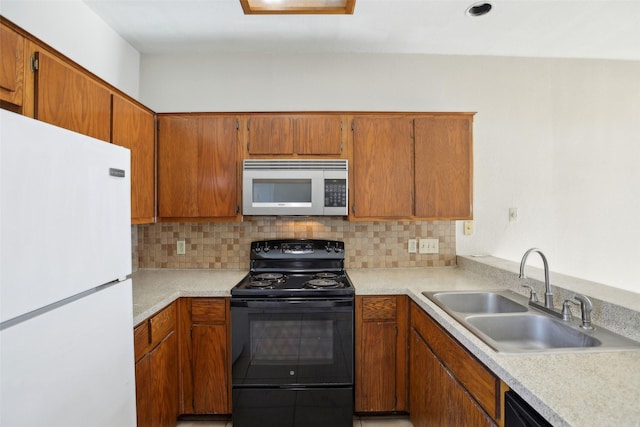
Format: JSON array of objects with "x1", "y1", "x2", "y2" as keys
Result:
[
  {"x1": 574, "y1": 294, "x2": 594, "y2": 330},
  {"x1": 561, "y1": 299, "x2": 579, "y2": 321},
  {"x1": 521, "y1": 284, "x2": 539, "y2": 303}
]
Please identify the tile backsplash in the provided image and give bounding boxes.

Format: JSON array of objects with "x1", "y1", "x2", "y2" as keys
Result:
[{"x1": 134, "y1": 217, "x2": 456, "y2": 270}]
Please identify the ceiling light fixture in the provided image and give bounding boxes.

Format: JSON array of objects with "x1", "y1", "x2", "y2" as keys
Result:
[
  {"x1": 466, "y1": 2, "x2": 492, "y2": 17},
  {"x1": 240, "y1": 0, "x2": 355, "y2": 14}
]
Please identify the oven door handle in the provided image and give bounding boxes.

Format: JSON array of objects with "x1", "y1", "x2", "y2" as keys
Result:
[{"x1": 231, "y1": 299, "x2": 353, "y2": 309}]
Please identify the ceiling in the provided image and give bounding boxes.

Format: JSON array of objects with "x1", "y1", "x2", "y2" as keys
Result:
[{"x1": 83, "y1": 0, "x2": 640, "y2": 61}]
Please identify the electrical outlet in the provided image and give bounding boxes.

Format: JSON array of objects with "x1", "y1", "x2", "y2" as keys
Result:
[
  {"x1": 419, "y1": 238, "x2": 439, "y2": 254},
  {"x1": 408, "y1": 238, "x2": 417, "y2": 253},
  {"x1": 463, "y1": 220, "x2": 474, "y2": 235},
  {"x1": 177, "y1": 240, "x2": 186, "y2": 255}
]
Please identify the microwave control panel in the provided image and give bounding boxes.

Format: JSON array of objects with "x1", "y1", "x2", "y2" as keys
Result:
[{"x1": 324, "y1": 179, "x2": 347, "y2": 207}]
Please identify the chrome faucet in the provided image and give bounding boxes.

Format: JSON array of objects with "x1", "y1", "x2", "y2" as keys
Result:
[{"x1": 519, "y1": 248, "x2": 553, "y2": 309}]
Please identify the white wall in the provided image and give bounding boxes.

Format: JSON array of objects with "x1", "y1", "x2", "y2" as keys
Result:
[
  {"x1": 1, "y1": 0, "x2": 140, "y2": 98},
  {"x1": 140, "y1": 53, "x2": 640, "y2": 294}
]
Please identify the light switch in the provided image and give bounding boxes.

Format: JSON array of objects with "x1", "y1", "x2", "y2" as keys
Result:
[
  {"x1": 177, "y1": 240, "x2": 186, "y2": 255},
  {"x1": 419, "y1": 238, "x2": 439, "y2": 254}
]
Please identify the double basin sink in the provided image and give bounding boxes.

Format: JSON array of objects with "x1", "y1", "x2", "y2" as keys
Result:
[{"x1": 422, "y1": 290, "x2": 640, "y2": 354}]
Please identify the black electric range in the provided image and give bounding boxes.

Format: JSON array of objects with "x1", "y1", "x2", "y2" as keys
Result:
[
  {"x1": 230, "y1": 239, "x2": 355, "y2": 427},
  {"x1": 231, "y1": 239, "x2": 355, "y2": 299}
]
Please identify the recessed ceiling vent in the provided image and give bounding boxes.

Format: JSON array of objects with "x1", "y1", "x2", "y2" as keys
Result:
[{"x1": 466, "y1": 2, "x2": 493, "y2": 17}]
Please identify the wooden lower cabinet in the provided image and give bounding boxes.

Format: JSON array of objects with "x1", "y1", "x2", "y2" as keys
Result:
[
  {"x1": 149, "y1": 332, "x2": 180, "y2": 426},
  {"x1": 180, "y1": 297, "x2": 231, "y2": 415},
  {"x1": 134, "y1": 353, "x2": 153, "y2": 427},
  {"x1": 355, "y1": 295, "x2": 408, "y2": 413},
  {"x1": 410, "y1": 330, "x2": 494, "y2": 427},
  {"x1": 192, "y1": 324, "x2": 229, "y2": 413},
  {"x1": 409, "y1": 301, "x2": 503, "y2": 427},
  {"x1": 134, "y1": 302, "x2": 180, "y2": 427},
  {"x1": 132, "y1": 296, "x2": 507, "y2": 426}
]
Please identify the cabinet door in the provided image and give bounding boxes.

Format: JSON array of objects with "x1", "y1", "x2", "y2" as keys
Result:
[
  {"x1": 410, "y1": 329, "x2": 495, "y2": 427},
  {"x1": 158, "y1": 115, "x2": 238, "y2": 218},
  {"x1": 149, "y1": 331, "x2": 180, "y2": 427},
  {"x1": 33, "y1": 50, "x2": 111, "y2": 142},
  {"x1": 186, "y1": 298, "x2": 230, "y2": 415},
  {"x1": 355, "y1": 296, "x2": 407, "y2": 413},
  {"x1": 135, "y1": 354, "x2": 153, "y2": 427},
  {"x1": 409, "y1": 330, "x2": 429, "y2": 427},
  {"x1": 0, "y1": 22, "x2": 25, "y2": 108},
  {"x1": 246, "y1": 115, "x2": 294, "y2": 155},
  {"x1": 352, "y1": 116, "x2": 414, "y2": 218},
  {"x1": 192, "y1": 324, "x2": 229, "y2": 413},
  {"x1": 112, "y1": 94, "x2": 155, "y2": 224},
  {"x1": 357, "y1": 321, "x2": 397, "y2": 411},
  {"x1": 294, "y1": 115, "x2": 343, "y2": 155},
  {"x1": 414, "y1": 115, "x2": 473, "y2": 219}
]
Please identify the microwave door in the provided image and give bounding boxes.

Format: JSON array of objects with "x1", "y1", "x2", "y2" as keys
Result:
[{"x1": 243, "y1": 170, "x2": 324, "y2": 215}]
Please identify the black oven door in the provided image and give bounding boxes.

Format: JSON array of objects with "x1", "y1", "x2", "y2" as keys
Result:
[{"x1": 231, "y1": 298, "x2": 353, "y2": 387}]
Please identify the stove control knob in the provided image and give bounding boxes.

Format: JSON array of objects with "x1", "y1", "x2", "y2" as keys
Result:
[
  {"x1": 334, "y1": 246, "x2": 342, "y2": 253},
  {"x1": 263, "y1": 245, "x2": 270, "y2": 253},
  {"x1": 254, "y1": 247, "x2": 261, "y2": 253},
  {"x1": 325, "y1": 244, "x2": 332, "y2": 253}
]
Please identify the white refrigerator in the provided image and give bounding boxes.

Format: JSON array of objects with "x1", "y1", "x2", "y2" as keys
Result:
[{"x1": 0, "y1": 110, "x2": 137, "y2": 426}]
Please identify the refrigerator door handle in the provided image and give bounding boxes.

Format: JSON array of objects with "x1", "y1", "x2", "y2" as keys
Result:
[{"x1": 109, "y1": 168, "x2": 126, "y2": 178}]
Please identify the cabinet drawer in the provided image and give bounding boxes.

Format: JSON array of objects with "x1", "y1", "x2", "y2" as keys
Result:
[
  {"x1": 133, "y1": 321, "x2": 150, "y2": 362},
  {"x1": 150, "y1": 302, "x2": 176, "y2": 346},
  {"x1": 410, "y1": 302, "x2": 499, "y2": 419},
  {"x1": 362, "y1": 296, "x2": 397, "y2": 321},
  {"x1": 192, "y1": 298, "x2": 226, "y2": 323}
]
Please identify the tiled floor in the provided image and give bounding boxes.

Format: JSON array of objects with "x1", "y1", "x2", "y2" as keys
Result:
[{"x1": 176, "y1": 415, "x2": 413, "y2": 427}]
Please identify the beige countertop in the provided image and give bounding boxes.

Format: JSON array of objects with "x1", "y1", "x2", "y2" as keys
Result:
[
  {"x1": 130, "y1": 262, "x2": 640, "y2": 427},
  {"x1": 131, "y1": 268, "x2": 246, "y2": 325}
]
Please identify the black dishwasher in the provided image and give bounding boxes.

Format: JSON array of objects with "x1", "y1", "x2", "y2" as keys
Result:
[{"x1": 504, "y1": 390, "x2": 552, "y2": 427}]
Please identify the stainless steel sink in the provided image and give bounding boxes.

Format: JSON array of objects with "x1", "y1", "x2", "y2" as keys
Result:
[
  {"x1": 430, "y1": 291, "x2": 528, "y2": 314},
  {"x1": 422, "y1": 289, "x2": 640, "y2": 354},
  {"x1": 466, "y1": 314, "x2": 601, "y2": 351}
]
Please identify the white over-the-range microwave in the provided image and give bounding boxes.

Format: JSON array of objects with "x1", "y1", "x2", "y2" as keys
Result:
[{"x1": 242, "y1": 159, "x2": 348, "y2": 216}]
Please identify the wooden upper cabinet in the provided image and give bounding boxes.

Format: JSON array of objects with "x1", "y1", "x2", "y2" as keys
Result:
[
  {"x1": 33, "y1": 50, "x2": 111, "y2": 142},
  {"x1": 414, "y1": 115, "x2": 473, "y2": 219},
  {"x1": 352, "y1": 116, "x2": 414, "y2": 218},
  {"x1": 351, "y1": 113, "x2": 474, "y2": 221},
  {"x1": 294, "y1": 115, "x2": 343, "y2": 155},
  {"x1": 245, "y1": 114, "x2": 344, "y2": 156},
  {"x1": 157, "y1": 114, "x2": 238, "y2": 220},
  {"x1": 246, "y1": 115, "x2": 294, "y2": 155},
  {"x1": 0, "y1": 21, "x2": 25, "y2": 108},
  {"x1": 111, "y1": 95, "x2": 156, "y2": 224}
]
